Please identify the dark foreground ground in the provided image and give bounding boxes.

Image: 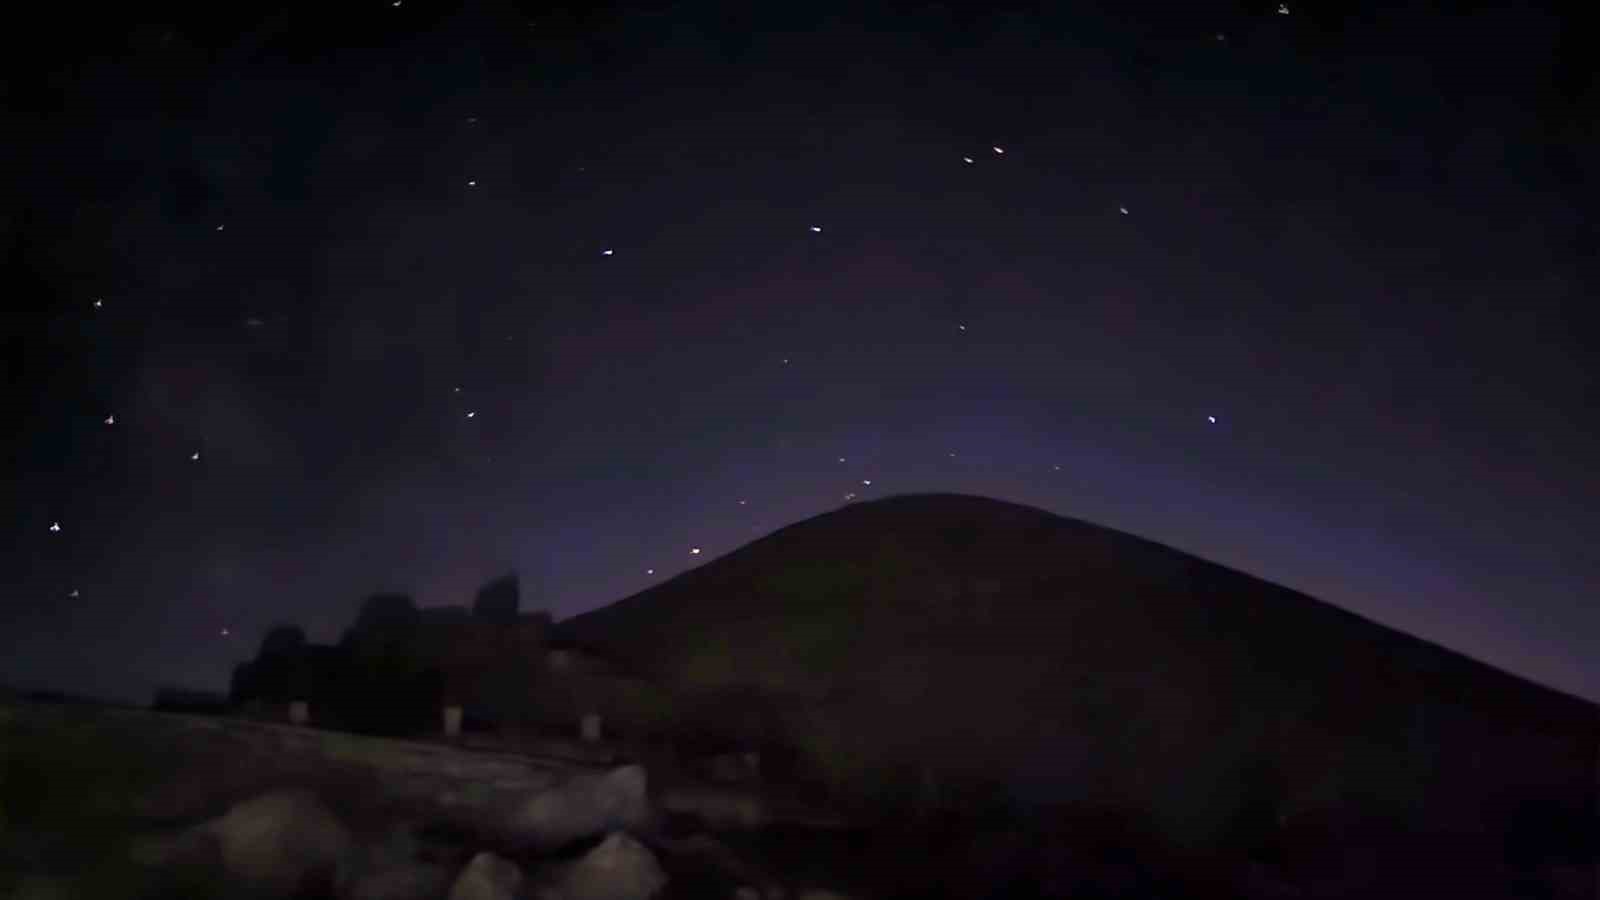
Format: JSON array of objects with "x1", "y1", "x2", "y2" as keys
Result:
[{"x1": 1, "y1": 696, "x2": 1592, "y2": 900}]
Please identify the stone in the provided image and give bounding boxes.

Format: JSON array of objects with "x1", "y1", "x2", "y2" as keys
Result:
[
  {"x1": 541, "y1": 832, "x2": 667, "y2": 900},
  {"x1": 509, "y1": 765, "x2": 652, "y2": 849},
  {"x1": 449, "y1": 851, "x2": 525, "y2": 900},
  {"x1": 202, "y1": 788, "x2": 355, "y2": 897}
]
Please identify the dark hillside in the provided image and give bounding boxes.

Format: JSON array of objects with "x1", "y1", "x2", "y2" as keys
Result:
[{"x1": 558, "y1": 494, "x2": 1598, "y2": 891}]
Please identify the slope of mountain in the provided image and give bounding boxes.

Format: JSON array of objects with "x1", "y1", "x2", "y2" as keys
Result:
[{"x1": 558, "y1": 494, "x2": 1597, "y2": 868}]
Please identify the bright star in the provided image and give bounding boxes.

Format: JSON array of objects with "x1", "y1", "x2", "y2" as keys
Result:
[
  {"x1": 1119, "y1": 206, "x2": 1129, "y2": 215},
  {"x1": 963, "y1": 157, "x2": 974, "y2": 164},
  {"x1": 466, "y1": 411, "x2": 477, "y2": 418},
  {"x1": 602, "y1": 249, "x2": 614, "y2": 256},
  {"x1": 646, "y1": 568, "x2": 654, "y2": 575},
  {"x1": 992, "y1": 146, "x2": 1005, "y2": 155},
  {"x1": 221, "y1": 628, "x2": 231, "y2": 637},
  {"x1": 215, "y1": 225, "x2": 225, "y2": 231},
  {"x1": 838, "y1": 457, "x2": 846, "y2": 463},
  {"x1": 104, "y1": 414, "x2": 116, "y2": 425},
  {"x1": 738, "y1": 499, "x2": 747, "y2": 506},
  {"x1": 1208, "y1": 415, "x2": 1217, "y2": 424},
  {"x1": 49, "y1": 522, "x2": 61, "y2": 533},
  {"x1": 68, "y1": 589, "x2": 79, "y2": 598},
  {"x1": 862, "y1": 479, "x2": 872, "y2": 486},
  {"x1": 810, "y1": 226, "x2": 823, "y2": 233},
  {"x1": 1277, "y1": 2, "x2": 1289, "y2": 13},
  {"x1": 93, "y1": 298, "x2": 103, "y2": 309},
  {"x1": 958, "y1": 324, "x2": 966, "y2": 331},
  {"x1": 190, "y1": 451, "x2": 201, "y2": 461},
  {"x1": 690, "y1": 547, "x2": 701, "y2": 555}
]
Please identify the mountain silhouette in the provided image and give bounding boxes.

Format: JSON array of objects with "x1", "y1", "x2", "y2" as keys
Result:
[{"x1": 558, "y1": 493, "x2": 1597, "y2": 871}]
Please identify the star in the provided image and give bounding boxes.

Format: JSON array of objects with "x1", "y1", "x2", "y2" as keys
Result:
[
  {"x1": 68, "y1": 589, "x2": 79, "y2": 598},
  {"x1": 1053, "y1": 465, "x2": 1062, "y2": 471},
  {"x1": 466, "y1": 116, "x2": 478, "y2": 124},
  {"x1": 1277, "y1": 2, "x2": 1289, "y2": 13},
  {"x1": 958, "y1": 324, "x2": 967, "y2": 331},
  {"x1": 245, "y1": 317, "x2": 264, "y2": 328},
  {"x1": 949, "y1": 452, "x2": 956, "y2": 458},
  {"x1": 467, "y1": 180, "x2": 477, "y2": 187},
  {"x1": 453, "y1": 387, "x2": 462, "y2": 393},
  {"x1": 49, "y1": 522, "x2": 61, "y2": 533},
  {"x1": 690, "y1": 547, "x2": 701, "y2": 555},
  {"x1": 843, "y1": 492, "x2": 858, "y2": 501},
  {"x1": 392, "y1": 0, "x2": 401, "y2": 6},
  {"x1": 104, "y1": 414, "x2": 116, "y2": 425},
  {"x1": 466, "y1": 411, "x2": 477, "y2": 418},
  {"x1": 738, "y1": 499, "x2": 747, "y2": 506},
  {"x1": 92, "y1": 298, "x2": 103, "y2": 309},
  {"x1": 190, "y1": 451, "x2": 201, "y2": 461},
  {"x1": 602, "y1": 249, "x2": 614, "y2": 256},
  {"x1": 221, "y1": 628, "x2": 231, "y2": 637},
  {"x1": 215, "y1": 224, "x2": 225, "y2": 231},
  {"x1": 963, "y1": 156, "x2": 974, "y2": 164},
  {"x1": 838, "y1": 457, "x2": 846, "y2": 463},
  {"x1": 862, "y1": 479, "x2": 872, "y2": 486},
  {"x1": 992, "y1": 146, "x2": 1005, "y2": 155},
  {"x1": 1208, "y1": 415, "x2": 1218, "y2": 424},
  {"x1": 1216, "y1": 33, "x2": 1227, "y2": 41},
  {"x1": 646, "y1": 568, "x2": 655, "y2": 575},
  {"x1": 810, "y1": 225, "x2": 823, "y2": 233},
  {"x1": 781, "y1": 358, "x2": 789, "y2": 365},
  {"x1": 1119, "y1": 206, "x2": 1129, "y2": 215}
]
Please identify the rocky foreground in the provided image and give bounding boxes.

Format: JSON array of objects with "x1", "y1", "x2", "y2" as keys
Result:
[
  {"x1": 0, "y1": 697, "x2": 876, "y2": 900},
  {"x1": 4, "y1": 694, "x2": 1590, "y2": 900}
]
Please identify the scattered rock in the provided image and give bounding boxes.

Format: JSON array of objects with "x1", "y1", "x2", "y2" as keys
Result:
[
  {"x1": 510, "y1": 765, "x2": 652, "y2": 849},
  {"x1": 202, "y1": 788, "x2": 355, "y2": 896},
  {"x1": 538, "y1": 832, "x2": 668, "y2": 900},
  {"x1": 450, "y1": 851, "x2": 526, "y2": 900}
]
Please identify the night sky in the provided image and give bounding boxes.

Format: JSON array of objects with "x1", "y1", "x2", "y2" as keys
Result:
[{"x1": 3, "y1": 1, "x2": 1595, "y2": 706}]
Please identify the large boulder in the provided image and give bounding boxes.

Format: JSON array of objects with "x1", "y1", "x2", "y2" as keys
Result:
[
  {"x1": 537, "y1": 832, "x2": 668, "y2": 900},
  {"x1": 201, "y1": 788, "x2": 355, "y2": 896},
  {"x1": 509, "y1": 765, "x2": 653, "y2": 850},
  {"x1": 449, "y1": 851, "x2": 525, "y2": 900}
]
